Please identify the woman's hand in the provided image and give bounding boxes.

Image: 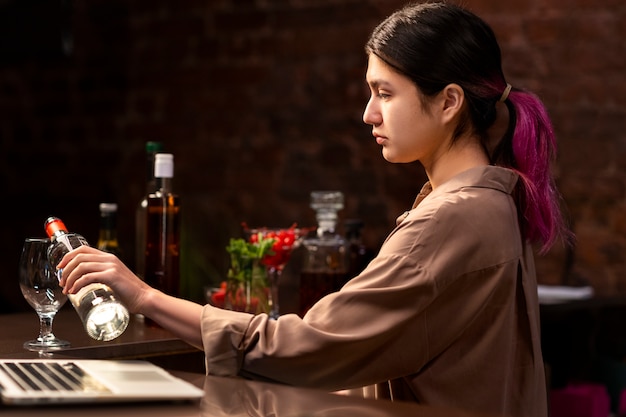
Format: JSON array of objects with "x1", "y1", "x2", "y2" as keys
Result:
[
  {"x1": 56, "y1": 245, "x2": 153, "y2": 314},
  {"x1": 57, "y1": 245, "x2": 205, "y2": 349}
]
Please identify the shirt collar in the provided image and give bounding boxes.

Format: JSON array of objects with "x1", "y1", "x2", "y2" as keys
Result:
[{"x1": 412, "y1": 165, "x2": 518, "y2": 210}]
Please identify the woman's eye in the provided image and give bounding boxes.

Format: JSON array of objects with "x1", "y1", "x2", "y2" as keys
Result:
[{"x1": 377, "y1": 92, "x2": 390, "y2": 99}]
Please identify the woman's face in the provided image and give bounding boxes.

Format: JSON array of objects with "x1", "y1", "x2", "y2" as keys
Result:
[{"x1": 363, "y1": 54, "x2": 448, "y2": 165}]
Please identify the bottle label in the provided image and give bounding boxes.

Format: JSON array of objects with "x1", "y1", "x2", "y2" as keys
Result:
[
  {"x1": 67, "y1": 283, "x2": 116, "y2": 309},
  {"x1": 48, "y1": 234, "x2": 89, "y2": 270}
]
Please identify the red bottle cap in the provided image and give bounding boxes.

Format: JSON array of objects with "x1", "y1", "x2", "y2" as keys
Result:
[{"x1": 44, "y1": 217, "x2": 68, "y2": 238}]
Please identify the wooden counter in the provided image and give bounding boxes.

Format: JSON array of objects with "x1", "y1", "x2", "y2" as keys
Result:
[
  {"x1": 5, "y1": 295, "x2": 589, "y2": 417},
  {"x1": 0, "y1": 309, "x2": 504, "y2": 416},
  {"x1": 0, "y1": 307, "x2": 204, "y2": 371}
]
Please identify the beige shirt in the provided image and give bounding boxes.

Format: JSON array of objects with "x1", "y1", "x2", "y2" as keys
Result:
[{"x1": 202, "y1": 165, "x2": 547, "y2": 417}]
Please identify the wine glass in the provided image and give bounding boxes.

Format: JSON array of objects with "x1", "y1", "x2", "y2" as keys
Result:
[
  {"x1": 19, "y1": 237, "x2": 70, "y2": 351},
  {"x1": 243, "y1": 224, "x2": 313, "y2": 319}
]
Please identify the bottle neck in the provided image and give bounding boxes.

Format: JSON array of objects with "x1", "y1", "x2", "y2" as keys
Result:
[
  {"x1": 310, "y1": 192, "x2": 344, "y2": 240},
  {"x1": 52, "y1": 230, "x2": 67, "y2": 240},
  {"x1": 155, "y1": 176, "x2": 173, "y2": 195},
  {"x1": 99, "y1": 229, "x2": 117, "y2": 242},
  {"x1": 99, "y1": 213, "x2": 118, "y2": 242},
  {"x1": 44, "y1": 218, "x2": 69, "y2": 242},
  {"x1": 316, "y1": 210, "x2": 339, "y2": 238}
]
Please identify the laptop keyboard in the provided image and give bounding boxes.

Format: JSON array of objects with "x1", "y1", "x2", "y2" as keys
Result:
[{"x1": 0, "y1": 362, "x2": 111, "y2": 393}]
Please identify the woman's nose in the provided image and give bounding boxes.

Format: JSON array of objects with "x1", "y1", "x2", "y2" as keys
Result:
[{"x1": 362, "y1": 99, "x2": 380, "y2": 126}]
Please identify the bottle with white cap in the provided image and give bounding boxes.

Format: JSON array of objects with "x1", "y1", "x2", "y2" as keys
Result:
[
  {"x1": 144, "y1": 153, "x2": 181, "y2": 302},
  {"x1": 135, "y1": 141, "x2": 164, "y2": 279}
]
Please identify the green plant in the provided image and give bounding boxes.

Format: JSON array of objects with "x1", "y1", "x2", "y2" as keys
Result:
[{"x1": 225, "y1": 235, "x2": 276, "y2": 284}]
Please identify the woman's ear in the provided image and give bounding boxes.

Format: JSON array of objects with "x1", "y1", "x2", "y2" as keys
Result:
[{"x1": 441, "y1": 83, "x2": 465, "y2": 123}]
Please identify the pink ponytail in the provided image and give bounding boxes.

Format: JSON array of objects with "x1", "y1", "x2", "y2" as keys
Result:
[{"x1": 505, "y1": 89, "x2": 572, "y2": 253}]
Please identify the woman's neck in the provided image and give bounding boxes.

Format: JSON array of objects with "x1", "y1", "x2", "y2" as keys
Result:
[{"x1": 424, "y1": 136, "x2": 489, "y2": 189}]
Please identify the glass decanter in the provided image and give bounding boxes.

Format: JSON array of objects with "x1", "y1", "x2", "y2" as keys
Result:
[{"x1": 298, "y1": 191, "x2": 349, "y2": 317}]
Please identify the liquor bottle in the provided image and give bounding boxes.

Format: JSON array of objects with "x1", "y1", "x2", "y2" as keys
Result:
[
  {"x1": 97, "y1": 202, "x2": 122, "y2": 258},
  {"x1": 135, "y1": 141, "x2": 164, "y2": 278},
  {"x1": 144, "y1": 153, "x2": 181, "y2": 298},
  {"x1": 299, "y1": 191, "x2": 349, "y2": 317},
  {"x1": 44, "y1": 216, "x2": 130, "y2": 341}
]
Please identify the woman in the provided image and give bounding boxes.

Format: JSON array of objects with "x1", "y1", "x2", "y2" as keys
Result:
[{"x1": 58, "y1": 3, "x2": 570, "y2": 416}]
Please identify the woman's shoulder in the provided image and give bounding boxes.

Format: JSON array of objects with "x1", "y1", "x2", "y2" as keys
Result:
[
  {"x1": 410, "y1": 166, "x2": 516, "y2": 216},
  {"x1": 380, "y1": 167, "x2": 523, "y2": 277},
  {"x1": 391, "y1": 166, "x2": 521, "y2": 250}
]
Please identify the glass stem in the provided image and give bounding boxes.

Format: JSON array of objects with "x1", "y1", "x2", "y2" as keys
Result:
[{"x1": 38, "y1": 314, "x2": 55, "y2": 342}]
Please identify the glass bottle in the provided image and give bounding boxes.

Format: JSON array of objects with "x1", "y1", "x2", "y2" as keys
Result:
[
  {"x1": 299, "y1": 191, "x2": 349, "y2": 317},
  {"x1": 135, "y1": 141, "x2": 164, "y2": 279},
  {"x1": 144, "y1": 153, "x2": 181, "y2": 298},
  {"x1": 97, "y1": 202, "x2": 122, "y2": 258},
  {"x1": 44, "y1": 216, "x2": 130, "y2": 341}
]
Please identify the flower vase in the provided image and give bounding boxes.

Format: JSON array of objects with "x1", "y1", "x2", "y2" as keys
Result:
[{"x1": 225, "y1": 260, "x2": 270, "y2": 315}]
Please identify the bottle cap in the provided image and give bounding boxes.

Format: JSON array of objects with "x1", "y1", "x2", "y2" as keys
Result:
[
  {"x1": 310, "y1": 191, "x2": 344, "y2": 211},
  {"x1": 154, "y1": 153, "x2": 174, "y2": 178},
  {"x1": 99, "y1": 203, "x2": 118, "y2": 213},
  {"x1": 44, "y1": 217, "x2": 68, "y2": 238},
  {"x1": 146, "y1": 141, "x2": 163, "y2": 153}
]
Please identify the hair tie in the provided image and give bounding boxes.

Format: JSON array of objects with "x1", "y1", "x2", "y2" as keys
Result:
[{"x1": 499, "y1": 83, "x2": 512, "y2": 102}]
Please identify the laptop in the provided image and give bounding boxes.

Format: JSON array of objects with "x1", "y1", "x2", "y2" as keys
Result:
[{"x1": 0, "y1": 359, "x2": 204, "y2": 405}]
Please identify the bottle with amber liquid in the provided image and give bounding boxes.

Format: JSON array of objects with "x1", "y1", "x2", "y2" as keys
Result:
[
  {"x1": 299, "y1": 191, "x2": 349, "y2": 317},
  {"x1": 144, "y1": 153, "x2": 181, "y2": 299},
  {"x1": 135, "y1": 141, "x2": 164, "y2": 278},
  {"x1": 44, "y1": 216, "x2": 129, "y2": 341},
  {"x1": 97, "y1": 202, "x2": 122, "y2": 258}
]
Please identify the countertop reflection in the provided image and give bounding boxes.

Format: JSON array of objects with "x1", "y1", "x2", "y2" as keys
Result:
[
  {"x1": 200, "y1": 374, "x2": 498, "y2": 417},
  {"x1": 2, "y1": 372, "x2": 498, "y2": 417}
]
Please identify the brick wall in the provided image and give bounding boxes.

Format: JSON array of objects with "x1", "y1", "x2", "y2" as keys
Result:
[{"x1": 1, "y1": 0, "x2": 624, "y2": 312}]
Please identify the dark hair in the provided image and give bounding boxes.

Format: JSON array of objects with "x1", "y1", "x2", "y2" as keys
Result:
[{"x1": 365, "y1": 1, "x2": 571, "y2": 253}]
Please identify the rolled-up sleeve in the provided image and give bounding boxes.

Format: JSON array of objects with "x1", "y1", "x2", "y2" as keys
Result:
[{"x1": 201, "y1": 305, "x2": 254, "y2": 376}]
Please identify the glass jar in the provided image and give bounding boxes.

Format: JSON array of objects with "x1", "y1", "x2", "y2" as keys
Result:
[{"x1": 225, "y1": 259, "x2": 270, "y2": 315}]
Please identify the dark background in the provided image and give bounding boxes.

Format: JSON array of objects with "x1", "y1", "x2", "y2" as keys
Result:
[{"x1": 1, "y1": 0, "x2": 624, "y2": 313}]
